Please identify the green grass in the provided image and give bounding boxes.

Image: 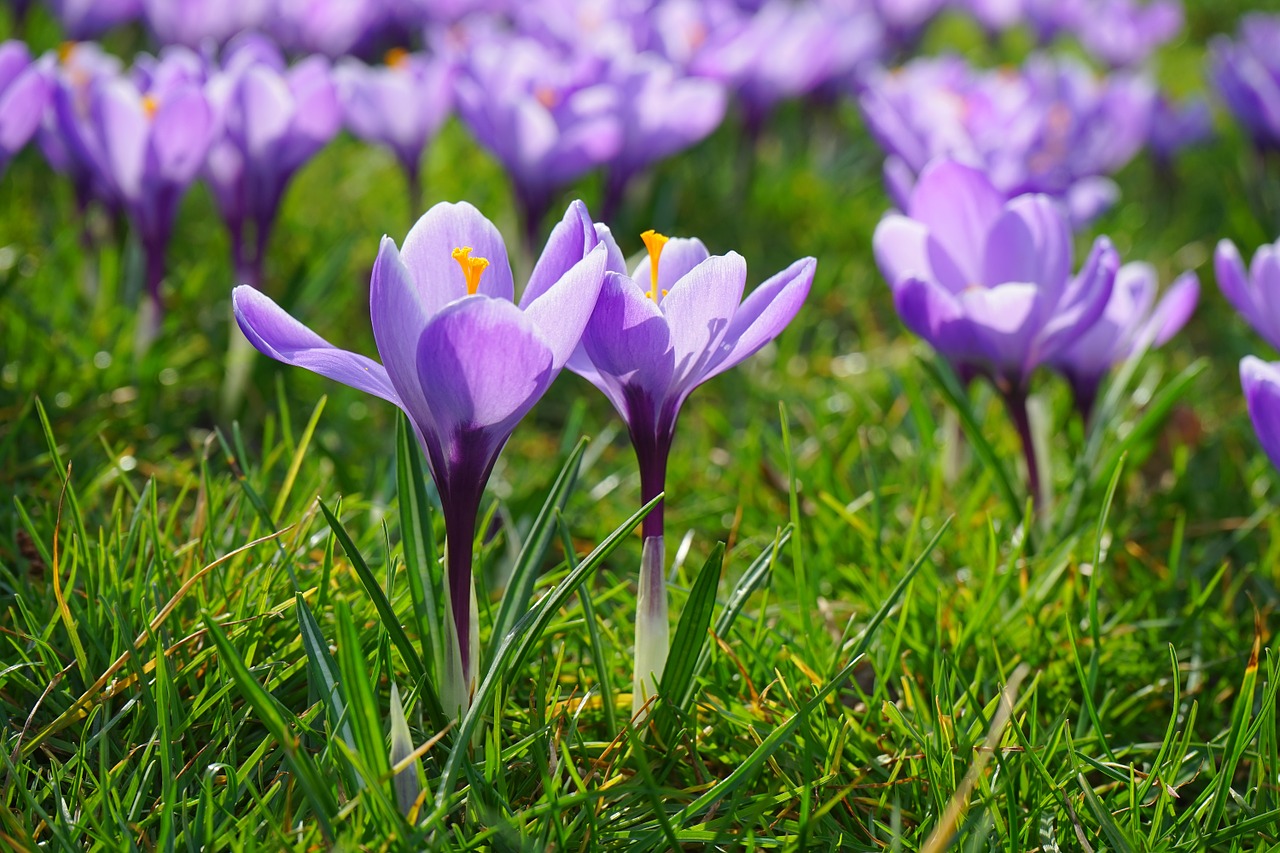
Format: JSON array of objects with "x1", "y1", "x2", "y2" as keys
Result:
[{"x1": 3, "y1": 6, "x2": 1280, "y2": 850}]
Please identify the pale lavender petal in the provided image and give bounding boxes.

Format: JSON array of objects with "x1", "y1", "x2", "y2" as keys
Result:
[
  {"x1": 522, "y1": 243, "x2": 607, "y2": 371},
  {"x1": 893, "y1": 275, "x2": 991, "y2": 368},
  {"x1": 703, "y1": 256, "x2": 815, "y2": 381},
  {"x1": 1143, "y1": 271, "x2": 1199, "y2": 348},
  {"x1": 1215, "y1": 239, "x2": 1253, "y2": 318},
  {"x1": 908, "y1": 159, "x2": 1004, "y2": 285},
  {"x1": 957, "y1": 282, "x2": 1043, "y2": 375},
  {"x1": 150, "y1": 85, "x2": 212, "y2": 184},
  {"x1": 581, "y1": 271, "x2": 674, "y2": 400},
  {"x1": 369, "y1": 235, "x2": 439, "y2": 438},
  {"x1": 1242, "y1": 355, "x2": 1280, "y2": 472},
  {"x1": 400, "y1": 201, "x2": 515, "y2": 315},
  {"x1": 660, "y1": 252, "x2": 746, "y2": 394},
  {"x1": 93, "y1": 79, "x2": 148, "y2": 201},
  {"x1": 873, "y1": 214, "x2": 931, "y2": 288},
  {"x1": 1034, "y1": 235, "x2": 1119, "y2": 364},
  {"x1": 232, "y1": 285, "x2": 400, "y2": 406},
  {"x1": 981, "y1": 194, "x2": 1070, "y2": 291},
  {"x1": 522, "y1": 199, "x2": 596, "y2": 308}
]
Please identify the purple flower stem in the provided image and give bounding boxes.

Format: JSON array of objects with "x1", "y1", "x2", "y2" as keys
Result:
[
  {"x1": 405, "y1": 164, "x2": 423, "y2": 219},
  {"x1": 1002, "y1": 388, "x2": 1042, "y2": 510}
]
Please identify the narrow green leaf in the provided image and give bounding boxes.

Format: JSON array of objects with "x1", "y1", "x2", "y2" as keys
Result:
[
  {"x1": 295, "y1": 592, "x2": 360, "y2": 793},
  {"x1": 396, "y1": 413, "x2": 444, "y2": 686},
  {"x1": 661, "y1": 542, "x2": 725, "y2": 716}
]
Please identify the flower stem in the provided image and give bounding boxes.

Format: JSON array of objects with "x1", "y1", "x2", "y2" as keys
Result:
[
  {"x1": 632, "y1": 534, "x2": 668, "y2": 721},
  {"x1": 1003, "y1": 389, "x2": 1041, "y2": 510}
]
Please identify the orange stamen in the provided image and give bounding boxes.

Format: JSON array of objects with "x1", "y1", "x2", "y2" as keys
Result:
[
  {"x1": 452, "y1": 247, "x2": 490, "y2": 295},
  {"x1": 385, "y1": 47, "x2": 410, "y2": 69},
  {"x1": 640, "y1": 230, "x2": 669, "y2": 302},
  {"x1": 142, "y1": 95, "x2": 159, "y2": 119}
]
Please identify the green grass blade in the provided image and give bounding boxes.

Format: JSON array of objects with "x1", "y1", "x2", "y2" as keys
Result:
[
  {"x1": 396, "y1": 413, "x2": 444, "y2": 687},
  {"x1": 661, "y1": 541, "x2": 724, "y2": 717}
]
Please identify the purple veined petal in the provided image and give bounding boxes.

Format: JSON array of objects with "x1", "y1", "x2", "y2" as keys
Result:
[
  {"x1": 1141, "y1": 270, "x2": 1199, "y2": 350},
  {"x1": 631, "y1": 236, "x2": 711, "y2": 296},
  {"x1": 284, "y1": 56, "x2": 342, "y2": 166},
  {"x1": 703, "y1": 256, "x2": 816, "y2": 382},
  {"x1": 1215, "y1": 239, "x2": 1254, "y2": 319},
  {"x1": 1242, "y1": 355, "x2": 1280, "y2": 473},
  {"x1": 522, "y1": 199, "x2": 597, "y2": 308},
  {"x1": 237, "y1": 65, "x2": 294, "y2": 163},
  {"x1": 581, "y1": 271, "x2": 675, "y2": 403},
  {"x1": 400, "y1": 201, "x2": 516, "y2": 315},
  {"x1": 659, "y1": 252, "x2": 746, "y2": 395},
  {"x1": 369, "y1": 235, "x2": 440, "y2": 440},
  {"x1": 893, "y1": 275, "x2": 992, "y2": 369},
  {"x1": 872, "y1": 213, "x2": 931, "y2": 289},
  {"x1": 232, "y1": 284, "x2": 401, "y2": 406},
  {"x1": 594, "y1": 223, "x2": 629, "y2": 274},
  {"x1": 416, "y1": 295, "x2": 555, "y2": 436},
  {"x1": 0, "y1": 62, "x2": 50, "y2": 156},
  {"x1": 1033, "y1": 235, "x2": 1119, "y2": 365},
  {"x1": 981, "y1": 193, "x2": 1071, "y2": 292},
  {"x1": 92, "y1": 78, "x2": 148, "y2": 202},
  {"x1": 523, "y1": 243, "x2": 608, "y2": 371},
  {"x1": 150, "y1": 84, "x2": 212, "y2": 185},
  {"x1": 957, "y1": 282, "x2": 1044, "y2": 378},
  {"x1": 907, "y1": 159, "x2": 1005, "y2": 285}
]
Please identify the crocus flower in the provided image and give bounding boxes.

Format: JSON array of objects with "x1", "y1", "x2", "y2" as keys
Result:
[
  {"x1": 233, "y1": 200, "x2": 608, "y2": 716},
  {"x1": 1241, "y1": 356, "x2": 1280, "y2": 473},
  {"x1": 860, "y1": 54, "x2": 1155, "y2": 227},
  {"x1": 1074, "y1": 0, "x2": 1183, "y2": 69},
  {"x1": 1216, "y1": 237, "x2": 1280, "y2": 351},
  {"x1": 873, "y1": 159, "x2": 1117, "y2": 502},
  {"x1": 569, "y1": 226, "x2": 814, "y2": 716},
  {"x1": 1048, "y1": 262, "x2": 1198, "y2": 419},
  {"x1": 143, "y1": 0, "x2": 271, "y2": 49},
  {"x1": 62, "y1": 48, "x2": 214, "y2": 324},
  {"x1": 1148, "y1": 93, "x2": 1214, "y2": 162},
  {"x1": 269, "y1": 0, "x2": 389, "y2": 58},
  {"x1": 0, "y1": 41, "x2": 52, "y2": 175},
  {"x1": 454, "y1": 33, "x2": 621, "y2": 247},
  {"x1": 40, "y1": 41, "x2": 124, "y2": 215},
  {"x1": 204, "y1": 37, "x2": 342, "y2": 290},
  {"x1": 334, "y1": 49, "x2": 454, "y2": 212},
  {"x1": 48, "y1": 0, "x2": 142, "y2": 39},
  {"x1": 1210, "y1": 14, "x2": 1280, "y2": 151}
]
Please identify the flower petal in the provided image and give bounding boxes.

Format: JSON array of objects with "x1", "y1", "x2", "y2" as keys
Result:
[
  {"x1": 521, "y1": 199, "x2": 596, "y2": 308},
  {"x1": 1215, "y1": 238, "x2": 1253, "y2": 318},
  {"x1": 150, "y1": 85, "x2": 212, "y2": 185},
  {"x1": 632, "y1": 236, "x2": 711, "y2": 296},
  {"x1": 400, "y1": 200, "x2": 516, "y2": 316},
  {"x1": 1143, "y1": 270, "x2": 1199, "y2": 349},
  {"x1": 908, "y1": 159, "x2": 1005, "y2": 285},
  {"x1": 660, "y1": 252, "x2": 746, "y2": 394},
  {"x1": 703, "y1": 256, "x2": 815, "y2": 381},
  {"x1": 369, "y1": 235, "x2": 439, "y2": 437},
  {"x1": 232, "y1": 284, "x2": 400, "y2": 406},
  {"x1": 873, "y1": 213, "x2": 930, "y2": 288},
  {"x1": 981, "y1": 194, "x2": 1071, "y2": 292},
  {"x1": 581, "y1": 271, "x2": 674, "y2": 402},
  {"x1": 522, "y1": 243, "x2": 607, "y2": 371},
  {"x1": 1242, "y1": 355, "x2": 1280, "y2": 472},
  {"x1": 92, "y1": 79, "x2": 147, "y2": 201}
]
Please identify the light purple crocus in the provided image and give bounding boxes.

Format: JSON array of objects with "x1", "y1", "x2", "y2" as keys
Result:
[
  {"x1": 40, "y1": 42, "x2": 124, "y2": 216},
  {"x1": 454, "y1": 33, "x2": 621, "y2": 247},
  {"x1": 62, "y1": 48, "x2": 214, "y2": 322},
  {"x1": 269, "y1": 0, "x2": 389, "y2": 58},
  {"x1": 1216, "y1": 237, "x2": 1280, "y2": 351},
  {"x1": 48, "y1": 0, "x2": 143, "y2": 39},
  {"x1": 143, "y1": 0, "x2": 271, "y2": 49},
  {"x1": 205, "y1": 37, "x2": 342, "y2": 290},
  {"x1": 334, "y1": 49, "x2": 453, "y2": 212},
  {"x1": 1210, "y1": 14, "x2": 1280, "y2": 151},
  {"x1": 1075, "y1": 0, "x2": 1183, "y2": 69},
  {"x1": 233, "y1": 200, "x2": 608, "y2": 716},
  {"x1": 0, "y1": 41, "x2": 52, "y2": 175},
  {"x1": 1048, "y1": 262, "x2": 1199, "y2": 419},
  {"x1": 873, "y1": 159, "x2": 1117, "y2": 502},
  {"x1": 1241, "y1": 356, "x2": 1280, "y2": 473},
  {"x1": 569, "y1": 226, "x2": 814, "y2": 716}
]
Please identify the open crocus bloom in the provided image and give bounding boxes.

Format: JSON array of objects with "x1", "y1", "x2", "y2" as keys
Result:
[
  {"x1": 1049, "y1": 262, "x2": 1199, "y2": 419},
  {"x1": 874, "y1": 158, "x2": 1117, "y2": 393},
  {"x1": 233, "y1": 200, "x2": 608, "y2": 716},
  {"x1": 1216, "y1": 237, "x2": 1280, "y2": 351},
  {"x1": 1243, "y1": 356, "x2": 1280, "y2": 473},
  {"x1": 569, "y1": 226, "x2": 814, "y2": 717}
]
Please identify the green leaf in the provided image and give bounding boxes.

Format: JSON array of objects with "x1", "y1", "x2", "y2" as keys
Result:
[
  {"x1": 396, "y1": 414, "x2": 444, "y2": 687},
  {"x1": 661, "y1": 542, "x2": 725, "y2": 718},
  {"x1": 295, "y1": 592, "x2": 360, "y2": 793}
]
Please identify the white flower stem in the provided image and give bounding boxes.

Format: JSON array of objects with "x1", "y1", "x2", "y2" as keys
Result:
[{"x1": 632, "y1": 534, "x2": 668, "y2": 721}]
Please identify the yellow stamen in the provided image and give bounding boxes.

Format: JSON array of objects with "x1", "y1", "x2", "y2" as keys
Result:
[
  {"x1": 640, "y1": 229, "x2": 669, "y2": 302},
  {"x1": 58, "y1": 41, "x2": 77, "y2": 64},
  {"x1": 535, "y1": 85, "x2": 559, "y2": 109},
  {"x1": 142, "y1": 95, "x2": 159, "y2": 119},
  {"x1": 385, "y1": 47, "x2": 410, "y2": 69},
  {"x1": 452, "y1": 246, "x2": 489, "y2": 295}
]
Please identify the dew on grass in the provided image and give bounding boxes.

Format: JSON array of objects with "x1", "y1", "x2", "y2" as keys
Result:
[{"x1": 93, "y1": 351, "x2": 112, "y2": 369}]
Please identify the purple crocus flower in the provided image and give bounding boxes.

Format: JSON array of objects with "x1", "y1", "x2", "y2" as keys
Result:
[
  {"x1": 1075, "y1": 0, "x2": 1183, "y2": 69},
  {"x1": 334, "y1": 49, "x2": 454, "y2": 212},
  {"x1": 1148, "y1": 93, "x2": 1214, "y2": 162},
  {"x1": 143, "y1": 0, "x2": 271, "y2": 49},
  {"x1": 48, "y1": 0, "x2": 143, "y2": 39},
  {"x1": 1241, "y1": 356, "x2": 1280, "y2": 473},
  {"x1": 1048, "y1": 262, "x2": 1199, "y2": 419},
  {"x1": 0, "y1": 41, "x2": 52, "y2": 175},
  {"x1": 61, "y1": 48, "x2": 214, "y2": 323},
  {"x1": 204, "y1": 37, "x2": 342, "y2": 290},
  {"x1": 232, "y1": 200, "x2": 608, "y2": 715},
  {"x1": 454, "y1": 33, "x2": 622, "y2": 247},
  {"x1": 860, "y1": 54, "x2": 1155, "y2": 227},
  {"x1": 1216, "y1": 237, "x2": 1280, "y2": 351},
  {"x1": 1210, "y1": 14, "x2": 1280, "y2": 151},
  {"x1": 40, "y1": 42, "x2": 124, "y2": 215},
  {"x1": 569, "y1": 226, "x2": 814, "y2": 715},
  {"x1": 873, "y1": 159, "x2": 1117, "y2": 502},
  {"x1": 269, "y1": 0, "x2": 389, "y2": 58}
]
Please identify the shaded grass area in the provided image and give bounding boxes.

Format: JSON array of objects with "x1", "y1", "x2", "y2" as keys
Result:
[{"x1": 3, "y1": 10, "x2": 1280, "y2": 850}]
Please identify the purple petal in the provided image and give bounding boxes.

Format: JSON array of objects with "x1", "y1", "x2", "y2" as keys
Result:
[
  {"x1": 522, "y1": 243, "x2": 608, "y2": 371},
  {"x1": 232, "y1": 284, "x2": 400, "y2": 406},
  {"x1": 907, "y1": 159, "x2": 1005, "y2": 285},
  {"x1": 703, "y1": 256, "x2": 815, "y2": 381},
  {"x1": 150, "y1": 85, "x2": 212, "y2": 184},
  {"x1": 1215, "y1": 239, "x2": 1253, "y2": 317},
  {"x1": 1143, "y1": 271, "x2": 1199, "y2": 349},
  {"x1": 957, "y1": 282, "x2": 1044, "y2": 377},
  {"x1": 0, "y1": 62, "x2": 50, "y2": 156},
  {"x1": 400, "y1": 201, "x2": 515, "y2": 316},
  {"x1": 893, "y1": 275, "x2": 991, "y2": 369},
  {"x1": 522, "y1": 199, "x2": 596, "y2": 308},
  {"x1": 632, "y1": 236, "x2": 711, "y2": 296},
  {"x1": 1034, "y1": 235, "x2": 1119, "y2": 364},
  {"x1": 581, "y1": 271, "x2": 675, "y2": 403},
  {"x1": 873, "y1": 214, "x2": 931, "y2": 288},
  {"x1": 93, "y1": 79, "x2": 148, "y2": 201},
  {"x1": 1242, "y1": 355, "x2": 1280, "y2": 473},
  {"x1": 238, "y1": 66, "x2": 294, "y2": 162},
  {"x1": 660, "y1": 252, "x2": 747, "y2": 395},
  {"x1": 981, "y1": 194, "x2": 1071, "y2": 291},
  {"x1": 370, "y1": 235, "x2": 439, "y2": 438}
]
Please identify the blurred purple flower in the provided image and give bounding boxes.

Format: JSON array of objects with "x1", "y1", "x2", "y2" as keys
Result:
[
  {"x1": 1216, "y1": 237, "x2": 1280, "y2": 351},
  {"x1": 61, "y1": 48, "x2": 214, "y2": 320},
  {"x1": 233, "y1": 200, "x2": 608, "y2": 715},
  {"x1": 49, "y1": 0, "x2": 142, "y2": 39},
  {"x1": 1148, "y1": 93, "x2": 1214, "y2": 161},
  {"x1": 1210, "y1": 13, "x2": 1280, "y2": 151},
  {"x1": 269, "y1": 0, "x2": 389, "y2": 58},
  {"x1": 0, "y1": 41, "x2": 52, "y2": 175},
  {"x1": 454, "y1": 34, "x2": 621, "y2": 245},
  {"x1": 1241, "y1": 355, "x2": 1280, "y2": 473},
  {"x1": 40, "y1": 42, "x2": 123, "y2": 214},
  {"x1": 334, "y1": 49, "x2": 454, "y2": 210},
  {"x1": 1075, "y1": 0, "x2": 1183, "y2": 69},
  {"x1": 143, "y1": 0, "x2": 271, "y2": 49},
  {"x1": 1048, "y1": 262, "x2": 1198, "y2": 419},
  {"x1": 204, "y1": 37, "x2": 342, "y2": 289},
  {"x1": 873, "y1": 159, "x2": 1117, "y2": 501},
  {"x1": 861, "y1": 54, "x2": 1155, "y2": 227},
  {"x1": 569, "y1": 225, "x2": 813, "y2": 713}
]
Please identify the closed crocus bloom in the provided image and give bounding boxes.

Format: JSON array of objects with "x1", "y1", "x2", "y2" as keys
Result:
[
  {"x1": 1242, "y1": 356, "x2": 1280, "y2": 473},
  {"x1": 205, "y1": 38, "x2": 342, "y2": 290},
  {"x1": 874, "y1": 159, "x2": 1117, "y2": 503},
  {"x1": 0, "y1": 41, "x2": 52, "y2": 175},
  {"x1": 455, "y1": 34, "x2": 621, "y2": 246},
  {"x1": 233, "y1": 200, "x2": 609, "y2": 716},
  {"x1": 48, "y1": 0, "x2": 142, "y2": 39},
  {"x1": 1216, "y1": 237, "x2": 1280, "y2": 350},
  {"x1": 1049, "y1": 262, "x2": 1199, "y2": 419},
  {"x1": 334, "y1": 49, "x2": 454, "y2": 210},
  {"x1": 570, "y1": 227, "x2": 814, "y2": 717},
  {"x1": 1210, "y1": 14, "x2": 1280, "y2": 150}
]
